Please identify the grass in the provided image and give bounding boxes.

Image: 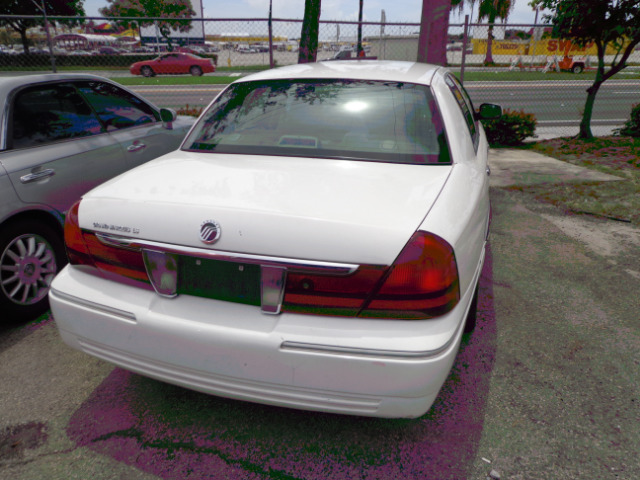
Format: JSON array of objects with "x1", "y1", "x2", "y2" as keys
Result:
[
  {"x1": 111, "y1": 68, "x2": 640, "y2": 85},
  {"x1": 515, "y1": 136, "x2": 640, "y2": 224},
  {"x1": 115, "y1": 75, "x2": 237, "y2": 86},
  {"x1": 9, "y1": 64, "x2": 640, "y2": 84},
  {"x1": 458, "y1": 69, "x2": 640, "y2": 82}
]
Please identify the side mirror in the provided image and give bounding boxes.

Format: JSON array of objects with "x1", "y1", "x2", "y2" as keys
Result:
[
  {"x1": 160, "y1": 108, "x2": 177, "y2": 130},
  {"x1": 476, "y1": 103, "x2": 502, "y2": 120}
]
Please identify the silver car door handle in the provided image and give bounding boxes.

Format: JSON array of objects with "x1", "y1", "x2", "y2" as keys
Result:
[
  {"x1": 20, "y1": 168, "x2": 55, "y2": 183},
  {"x1": 127, "y1": 142, "x2": 147, "y2": 152},
  {"x1": 486, "y1": 165, "x2": 491, "y2": 176}
]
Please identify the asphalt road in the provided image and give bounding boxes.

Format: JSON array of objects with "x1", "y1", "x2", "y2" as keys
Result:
[
  {"x1": 1, "y1": 150, "x2": 638, "y2": 479},
  {"x1": 1, "y1": 67, "x2": 636, "y2": 129},
  {"x1": 127, "y1": 79, "x2": 640, "y2": 130},
  {"x1": 465, "y1": 79, "x2": 640, "y2": 128}
]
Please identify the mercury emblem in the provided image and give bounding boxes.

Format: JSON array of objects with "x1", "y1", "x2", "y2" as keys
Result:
[{"x1": 200, "y1": 220, "x2": 221, "y2": 244}]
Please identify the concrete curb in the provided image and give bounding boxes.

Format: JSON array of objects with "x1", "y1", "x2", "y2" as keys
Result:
[{"x1": 488, "y1": 148, "x2": 624, "y2": 187}]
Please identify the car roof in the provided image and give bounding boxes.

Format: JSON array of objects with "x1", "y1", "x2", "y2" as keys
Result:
[
  {"x1": 0, "y1": 73, "x2": 117, "y2": 100},
  {"x1": 235, "y1": 60, "x2": 443, "y2": 86}
]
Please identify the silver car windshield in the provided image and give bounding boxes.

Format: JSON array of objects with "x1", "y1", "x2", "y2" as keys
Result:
[{"x1": 183, "y1": 79, "x2": 451, "y2": 164}]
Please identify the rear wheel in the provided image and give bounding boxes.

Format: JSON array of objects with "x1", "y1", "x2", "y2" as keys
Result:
[
  {"x1": 190, "y1": 65, "x2": 203, "y2": 76},
  {"x1": 0, "y1": 220, "x2": 66, "y2": 323},
  {"x1": 141, "y1": 66, "x2": 154, "y2": 77},
  {"x1": 572, "y1": 63, "x2": 584, "y2": 74}
]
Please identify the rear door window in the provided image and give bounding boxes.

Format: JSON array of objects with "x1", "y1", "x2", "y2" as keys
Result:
[{"x1": 10, "y1": 84, "x2": 102, "y2": 149}]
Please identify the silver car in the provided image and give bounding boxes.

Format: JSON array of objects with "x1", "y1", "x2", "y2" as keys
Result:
[{"x1": 0, "y1": 74, "x2": 195, "y2": 322}]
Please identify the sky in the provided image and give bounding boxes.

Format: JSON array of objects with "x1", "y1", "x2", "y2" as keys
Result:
[{"x1": 82, "y1": 0, "x2": 547, "y2": 25}]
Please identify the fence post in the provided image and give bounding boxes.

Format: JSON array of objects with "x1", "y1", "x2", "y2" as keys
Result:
[
  {"x1": 268, "y1": 1, "x2": 274, "y2": 68},
  {"x1": 460, "y1": 15, "x2": 469, "y2": 84}
]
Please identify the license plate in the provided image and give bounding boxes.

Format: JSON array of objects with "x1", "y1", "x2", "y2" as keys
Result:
[{"x1": 178, "y1": 256, "x2": 261, "y2": 306}]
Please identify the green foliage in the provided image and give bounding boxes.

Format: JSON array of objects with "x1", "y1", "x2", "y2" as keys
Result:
[
  {"x1": 540, "y1": 0, "x2": 640, "y2": 138},
  {"x1": 617, "y1": 103, "x2": 640, "y2": 138},
  {"x1": 540, "y1": 0, "x2": 640, "y2": 50},
  {"x1": 480, "y1": 109, "x2": 537, "y2": 146},
  {"x1": 0, "y1": 0, "x2": 85, "y2": 52},
  {"x1": 100, "y1": 0, "x2": 195, "y2": 51}
]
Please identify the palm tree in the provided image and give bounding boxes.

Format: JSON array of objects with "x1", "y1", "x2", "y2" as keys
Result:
[
  {"x1": 478, "y1": 0, "x2": 514, "y2": 64},
  {"x1": 454, "y1": 0, "x2": 515, "y2": 65}
]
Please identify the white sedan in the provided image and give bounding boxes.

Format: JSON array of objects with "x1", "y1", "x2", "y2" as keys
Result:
[{"x1": 50, "y1": 61, "x2": 501, "y2": 418}]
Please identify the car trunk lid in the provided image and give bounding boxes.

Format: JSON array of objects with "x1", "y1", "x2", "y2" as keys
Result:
[{"x1": 80, "y1": 151, "x2": 452, "y2": 266}]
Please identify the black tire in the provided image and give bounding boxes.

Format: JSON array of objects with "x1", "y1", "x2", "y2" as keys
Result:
[
  {"x1": 463, "y1": 283, "x2": 479, "y2": 334},
  {"x1": 141, "y1": 66, "x2": 154, "y2": 77},
  {"x1": 0, "y1": 220, "x2": 66, "y2": 323},
  {"x1": 572, "y1": 64, "x2": 584, "y2": 74},
  {"x1": 190, "y1": 65, "x2": 203, "y2": 76}
]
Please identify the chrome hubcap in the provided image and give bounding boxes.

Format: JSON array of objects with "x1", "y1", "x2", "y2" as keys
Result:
[{"x1": 0, "y1": 234, "x2": 57, "y2": 306}]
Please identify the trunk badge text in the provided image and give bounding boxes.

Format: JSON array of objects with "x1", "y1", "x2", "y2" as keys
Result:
[
  {"x1": 200, "y1": 220, "x2": 221, "y2": 244},
  {"x1": 93, "y1": 223, "x2": 140, "y2": 235}
]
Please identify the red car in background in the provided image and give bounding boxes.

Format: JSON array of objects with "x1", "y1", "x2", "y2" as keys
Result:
[{"x1": 130, "y1": 53, "x2": 215, "y2": 77}]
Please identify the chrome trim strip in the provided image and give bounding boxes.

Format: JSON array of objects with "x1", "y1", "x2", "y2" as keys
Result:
[
  {"x1": 50, "y1": 288, "x2": 136, "y2": 322},
  {"x1": 280, "y1": 340, "x2": 452, "y2": 359},
  {"x1": 95, "y1": 233, "x2": 359, "y2": 275}
]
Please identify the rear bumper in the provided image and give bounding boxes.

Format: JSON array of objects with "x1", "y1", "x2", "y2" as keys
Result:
[{"x1": 50, "y1": 265, "x2": 472, "y2": 418}]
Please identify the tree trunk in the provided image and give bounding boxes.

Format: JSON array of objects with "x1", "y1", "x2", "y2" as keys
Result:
[
  {"x1": 484, "y1": 12, "x2": 496, "y2": 65},
  {"x1": 579, "y1": 81, "x2": 602, "y2": 139},
  {"x1": 298, "y1": 0, "x2": 321, "y2": 64},
  {"x1": 160, "y1": 25, "x2": 173, "y2": 51},
  {"x1": 579, "y1": 43, "x2": 608, "y2": 139},
  {"x1": 19, "y1": 28, "x2": 30, "y2": 54},
  {"x1": 417, "y1": 0, "x2": 451, "y2": 65}
]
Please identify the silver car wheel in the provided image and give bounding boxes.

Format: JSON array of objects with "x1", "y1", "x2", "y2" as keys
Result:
[{"x1": 0, "y1": 233, "x2": 57, "y2": 306}]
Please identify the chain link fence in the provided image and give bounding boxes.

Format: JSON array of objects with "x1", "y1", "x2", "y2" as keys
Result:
[{"x1": 1, "y1": 15, "x2": 639, "y2": 138}]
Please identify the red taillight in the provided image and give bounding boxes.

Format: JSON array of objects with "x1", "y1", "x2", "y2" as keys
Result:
[
  {"x1": 64, "y1": 200, "x2": 151, "y2": 289},
  {"x1": 360, "y1": 232, "x2": 460, "y2": 319},
  {"x1": 282, "y1": 231, "x2": 460, "y2": 319},
  {"x1": 82, "y1": 233, "x2": 151, "y2": 288},
  {"x1": 283, "y1": 267, "x2": 386, "y2": 316},
  {"x1": 65, "y1": 201, "x2": 95, "y2": 268}
]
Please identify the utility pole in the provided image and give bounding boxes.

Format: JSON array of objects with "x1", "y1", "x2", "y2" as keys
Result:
[
  {"x1": 357, "y1": 0, "x2": 364, "y2": 57},
  {"x1": 268, "y1": 0, "x2": 274, "y2": 68}
]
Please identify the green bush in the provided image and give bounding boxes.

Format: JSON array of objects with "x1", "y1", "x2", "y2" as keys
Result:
[
  {"x1": 176, "y1": 105, "x2": 204, "y2": 117},
  {"x1": 617, "y1": 103, "x2": 640, "y2": 137},
  {"x1": 480, "y1": 108, "x2": 537, "y2": 146}
]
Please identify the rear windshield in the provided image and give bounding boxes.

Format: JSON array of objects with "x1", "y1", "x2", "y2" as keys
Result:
[{"x1": 183, "y1": 79, "x2": 451, "y2": 164}]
